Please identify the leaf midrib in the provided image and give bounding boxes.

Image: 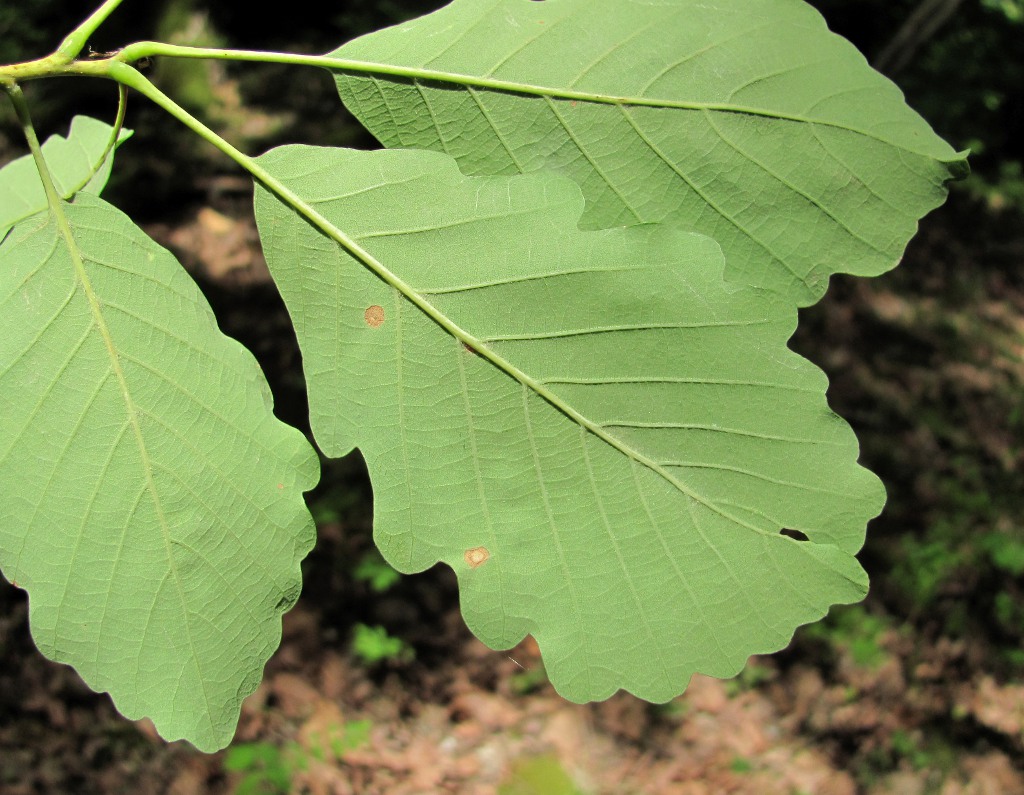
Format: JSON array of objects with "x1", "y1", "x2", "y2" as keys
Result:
[
  {"x1": 331, "y1": 57, "x2": 954, "y2": 161},
  {"x1": 43, "y1": 199, "x2": 215, "y2": 724},
  {"x1": 119, "y1": 45, "x2": 959, "y2": 162}
]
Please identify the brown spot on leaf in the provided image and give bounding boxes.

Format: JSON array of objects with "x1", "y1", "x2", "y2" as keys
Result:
[
  {"x1": 464, "y1": 547, "x2": 490, "y2": 568},
  {"x1": 364, "y1": 305, "x2": 385, "y2": 328},
  {"x1": 462, "y1": 342, "x2": 477, "y2": 355}
]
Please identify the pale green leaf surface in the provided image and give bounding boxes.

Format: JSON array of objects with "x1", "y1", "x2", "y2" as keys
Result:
[
  {"x1": 0, "y1": 115, "x2": 132, "y2": 241},
  {"x1": 254, "y1": 145, "x2": 883, "y2": 702},
  {"x1": 331, "y1": 0, "x2": 968, "y2": 306},
  {"x1": 0, "y1": 194, "x2": 319, "y2": 752}
]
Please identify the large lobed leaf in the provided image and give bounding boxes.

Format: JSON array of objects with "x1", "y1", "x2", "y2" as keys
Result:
[
  {"x1": 254, "y1": 145, "x2": 883, "y2": 702},
  {"x1": 0, "y1": 192, "x2": 319, "y2": 752},
  {"x1": 331, "y1": 0, "x2": 968, "y2": 306},
  {"x1": 0, "y1": 115, "x2": 131, "y2": 241}
]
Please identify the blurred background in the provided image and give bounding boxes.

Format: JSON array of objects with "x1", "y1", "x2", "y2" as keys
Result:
[{"x1": 0, "y1": 1, "x2": 1022, "y2": 792}]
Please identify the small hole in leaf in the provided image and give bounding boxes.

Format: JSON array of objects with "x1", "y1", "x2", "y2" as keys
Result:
[
  {"x1": 464, "y1": 546, "x2": 490, "y2": 568},
  {"x1": 780, "y1": 528, "x2": 810, "y2": 542},
  {"x1": 364, "y1": 305, "x2": 385, "y2": 328}
]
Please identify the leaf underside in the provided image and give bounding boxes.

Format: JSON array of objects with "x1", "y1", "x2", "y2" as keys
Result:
[
  {"x1": 0, "y1": 115, "x2": 131, "y2": 241},
  {"x1": 254, "y1": 145, "x2": 883, "y2": 703},
  {"x1": 331, "y1": 0, "x2": 968, "y2": 306},
  {"x1": 0, "y1": 194, "x2": 318, "y2": 752}
]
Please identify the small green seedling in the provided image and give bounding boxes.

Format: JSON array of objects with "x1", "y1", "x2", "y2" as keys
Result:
[
  {"x1": 353, "y1": 550, "x2": 402, "y2": 593},
  {"x1": 351, "y1": 623, "x2": 415, "y2": 666}
]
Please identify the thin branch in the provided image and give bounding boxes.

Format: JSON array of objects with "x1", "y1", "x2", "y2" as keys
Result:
[
  {"x1": 874, "y1": 0, "x2": 966, "y2": 75},
  {"x1": 57, "y1": 0, "x2": 129, "y2": 61}
]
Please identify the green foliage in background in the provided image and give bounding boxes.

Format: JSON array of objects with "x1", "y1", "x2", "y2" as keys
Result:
[
  {"x1": 225, "y1": 721, "x2": 371, "y2": 795},
  {"x1": 351, "y1": 623, "x2": 415, "y2": 665},
  {"x1": 224, "y1": 743, "x2": 293, "y2": 795},
  {"x1": 0, "y1": 0, "x2": 965, "y2": 751},
  {"x1": 499, "y1": 754, "x2": 584, "y2": 795},
  {"x1": 353, "y1": 549, "x2": 402, "y2": 593}
]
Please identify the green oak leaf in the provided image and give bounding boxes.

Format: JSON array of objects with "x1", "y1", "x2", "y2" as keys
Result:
[
  {"x1": 254, "y1": 145, "x2": 883, "y2": 702},
  {"x1": 0, "y1": 193, "x2": 319, "y2": 752},
  {"x1": 330, "y1": 0, "x2": 968, "y2": 306},
  {"x1": 0, "y1": 115, "x2": 132, "y2": 240}
]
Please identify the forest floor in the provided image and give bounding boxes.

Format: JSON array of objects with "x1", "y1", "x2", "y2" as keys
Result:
[{"x1": 1, "y1": 178, "x2": 1023, "y2": 795}]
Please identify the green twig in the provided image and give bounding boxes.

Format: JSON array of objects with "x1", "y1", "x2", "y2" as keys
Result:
[
  {"x1": 0, "y1": 0, "x2": 125, "y2": 81},
  {"x1": 57, "y1": 0, "x2": 128, "y2": 61}
]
